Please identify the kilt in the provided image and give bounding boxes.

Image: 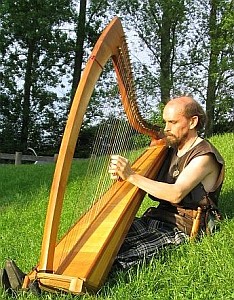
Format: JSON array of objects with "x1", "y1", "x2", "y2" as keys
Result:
[{"x1": 115, "y1": 216, "x2": 188, "y2": 269}]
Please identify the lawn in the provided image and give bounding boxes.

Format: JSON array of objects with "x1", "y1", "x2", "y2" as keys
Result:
[{"x1": 0, "y1": 133, "x2": 233, "y2": 299}]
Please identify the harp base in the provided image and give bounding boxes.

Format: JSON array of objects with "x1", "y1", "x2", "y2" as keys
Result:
[{"x1": 23, "y1": 272, "x2": 90, "y2": 295}]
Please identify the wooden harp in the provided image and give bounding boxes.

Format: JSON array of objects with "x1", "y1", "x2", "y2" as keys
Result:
[{"x1": 23, "y1": 17, "x2": 167, "y2": 295}]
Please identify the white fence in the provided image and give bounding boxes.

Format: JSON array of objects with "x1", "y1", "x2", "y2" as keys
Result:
[{"x1": 0, "y1": 152, "x2": 58, "y2": 165}]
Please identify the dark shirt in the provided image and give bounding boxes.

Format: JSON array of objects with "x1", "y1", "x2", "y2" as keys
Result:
[{"x1": 152, "y1": 139, "x2": 225, "y2": 210}]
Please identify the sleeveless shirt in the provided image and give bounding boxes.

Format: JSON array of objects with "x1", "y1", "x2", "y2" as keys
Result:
[{"x1": 147, "y1": 139, "x2": 225, "y2": 234}]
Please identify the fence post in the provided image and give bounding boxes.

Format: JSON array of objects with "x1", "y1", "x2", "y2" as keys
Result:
[
  {"x1": 15, "y1": 152, "x2": 22, "y2": 165},
  {"x1": 54, "y1": 153, "x2": 58, "y2": 163}
]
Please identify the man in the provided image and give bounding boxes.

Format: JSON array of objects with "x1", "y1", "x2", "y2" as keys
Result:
[
  {"x1": 109, "y1": 96, "x2": 224, "y2": 269},
  {"x1": 0, "y1": 96, "x2": 224, "y2": 291}
]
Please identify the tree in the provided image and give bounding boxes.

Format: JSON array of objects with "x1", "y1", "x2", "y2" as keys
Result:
[
  {"x1": 0, "y1": 0, "x2": 73, "y2": 152},
  {"x1": 70, "y1": 0, "x2": 111, "y2": 107},
  {"x1": 206, "y1": 0, "x2": 234, "y2": 135},
  {"x1": 0, "y1": 0, "x2": 114, "y2": 155},
  {"x1": 108, "y1": 0, "x2": 234, "y2": 136},
  {"x1": 68, "y1": 0, "x2": 118, "y2": 127},
  {"x1": 1, "y1": 0, "x2": 232, "y2": 157},
  {"x1": 70, "y1": 0, "x2": 87, "y2": 107},
  {"x1": 108, "y1": 0, "x2": 187, "y2": 106}
]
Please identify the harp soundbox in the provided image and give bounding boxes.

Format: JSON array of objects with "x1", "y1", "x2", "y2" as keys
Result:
[{"x1": 23, "y1": 17, "x2": 167, "y2": 294}]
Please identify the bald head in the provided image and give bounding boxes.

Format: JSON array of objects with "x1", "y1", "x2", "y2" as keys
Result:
[
  {"x1": 166, "y1": 96, "x2": 194, "y2": 108},
  {"x1": 165, "y1": 96, "x2": 207, "y2": 131}
]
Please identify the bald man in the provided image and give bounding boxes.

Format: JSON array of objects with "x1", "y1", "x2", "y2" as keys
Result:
[{"x1": 109, "y1": 96, "x2": 224, "y2": 270}]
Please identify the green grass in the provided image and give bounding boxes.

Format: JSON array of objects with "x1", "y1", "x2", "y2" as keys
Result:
[{"x1": 0, "y1": 133, "x2": 234, "y2": 299}]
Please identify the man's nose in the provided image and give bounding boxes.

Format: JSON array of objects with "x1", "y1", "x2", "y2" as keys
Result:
[{"x1": 164, "y1": 123, "x2": 170, "y2": 132}]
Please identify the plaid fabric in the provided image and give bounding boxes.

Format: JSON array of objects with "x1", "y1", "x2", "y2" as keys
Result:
[{"x1": 115, "y1": 216, "x2": 188, "y2": 269}]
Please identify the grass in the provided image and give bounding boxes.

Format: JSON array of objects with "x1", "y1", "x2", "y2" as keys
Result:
[{"x1": 0, "y1": 133, "x2": 234, "y2": 299}]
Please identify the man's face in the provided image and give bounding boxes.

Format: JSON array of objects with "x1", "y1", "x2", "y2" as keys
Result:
[{"x1": 162, "y1": 104, "x2": 191, "y2": 147}]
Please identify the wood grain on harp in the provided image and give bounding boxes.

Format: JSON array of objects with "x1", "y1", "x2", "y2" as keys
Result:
[{"x1": 22, "y1": 17, "x2": 166, "y2": 295}]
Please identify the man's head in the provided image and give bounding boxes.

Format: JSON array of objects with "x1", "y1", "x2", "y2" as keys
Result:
[{"x1": 163, "y1": 96, "x2": 206, "y2": 147}]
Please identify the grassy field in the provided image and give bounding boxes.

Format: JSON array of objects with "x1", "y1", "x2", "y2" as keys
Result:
[{"x1": 0, "y1": 133, "x2": 233, "y2": 299}]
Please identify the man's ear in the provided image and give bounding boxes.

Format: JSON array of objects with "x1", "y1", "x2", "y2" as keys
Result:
[{"x1": 189, "y1": 116, "x2": 198, "y2": 129}]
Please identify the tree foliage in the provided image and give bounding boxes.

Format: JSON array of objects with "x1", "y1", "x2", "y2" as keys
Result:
[
  {"x1": 0, "y1": 0, "x2": 233, "y2": 158},
  {"x1": 109, "y1": 0, "x2": 234, "y2": 135},
  {"x1": 0, "y1": 0, "x2": 111, "y2": 154},
  {"x1": 0, "y1": 0, "x2": 73, "y2": 153}
]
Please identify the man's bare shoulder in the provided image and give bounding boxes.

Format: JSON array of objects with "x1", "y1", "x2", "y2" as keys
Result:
[{"x1": 183, "y1": 153, "x2": 220, "y2": 192}]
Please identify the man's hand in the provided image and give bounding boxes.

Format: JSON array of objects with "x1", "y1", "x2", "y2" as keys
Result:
[{"x1": 109, "y1": 155, "x2": 135, "y2": 180}]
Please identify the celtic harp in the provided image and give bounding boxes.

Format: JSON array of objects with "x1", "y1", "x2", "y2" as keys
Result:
[{"x1": 23, "y1": 17, "x2": 167, "y2": 295}]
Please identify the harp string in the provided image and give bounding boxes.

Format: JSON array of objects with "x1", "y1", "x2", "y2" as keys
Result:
[
  {"x1": 83, "y1": 35, "x2": 141, "y2": 220},
  {"x1": 58, "y1": 121, "x2": 133, "y2": 265},
  {"x1": 57, "y1": 36, "x2": 141, "y2": 266}
]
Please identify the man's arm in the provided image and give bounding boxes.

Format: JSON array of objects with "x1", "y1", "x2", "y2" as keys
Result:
[{"x1": 109, "y1": 154, "x2": 220, "y2": 204}]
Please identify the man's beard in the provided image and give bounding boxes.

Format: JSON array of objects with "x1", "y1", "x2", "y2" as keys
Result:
[
  {"x1": 164, "y1": 134, "x2": 179, "y2": 147},
  {"x1": 164, "y1": 132, "x2": 188, "y2": 148}
]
